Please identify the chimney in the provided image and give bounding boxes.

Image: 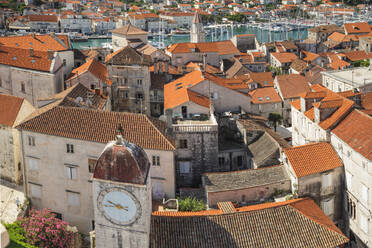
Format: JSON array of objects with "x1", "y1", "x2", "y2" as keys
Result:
[
  {"x1": 154, "y1": 62, "x2": 158, "y2": 74},
  {"x1": 159, "y1": 61, "x2": 163, "y2": 74},
  {"x1": 300, "y1": 97, "x2": 306, "y2": 113},
  {"x1": 29, "y1": 47, "x2": 34, "y2": 57},
  {"x1": 47, "y1": 50, "x2": 54, "y2": 60},
  {"x1": 95, "y1": 88, "x2": 101, "y2": 96},
  {"x1": 165, "y1": 62, "x2": 169, "y2": 73},
  {"x1": 31, "y1": 33, "x2": 35, "y2": 38}
]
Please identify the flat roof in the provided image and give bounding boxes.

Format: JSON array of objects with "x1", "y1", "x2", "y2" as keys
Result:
[{"x1": 322, "y1": 67, "x2": 372, "y2": 87}]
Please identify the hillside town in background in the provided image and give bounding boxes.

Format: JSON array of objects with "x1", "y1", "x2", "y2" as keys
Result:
[{"x1": 0, "y1": 0, "x2": 371, "y2": 247}]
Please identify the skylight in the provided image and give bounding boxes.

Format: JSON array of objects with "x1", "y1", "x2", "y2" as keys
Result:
[
  {"x1": 175, "y1": 82, "x2": 182, "y2": 86},
  {"x1": 13, "y1": 56, "x2": 17, "y2": 60},
  {"x1": 266, "y1": 96, "x2": 270, "y2": 100},
  {"x1": 176, "y1": 86, "x2": 183, "y2": 90},
  {"x1": 258, "y1": 97, "x2": 263, "y2": 101}
]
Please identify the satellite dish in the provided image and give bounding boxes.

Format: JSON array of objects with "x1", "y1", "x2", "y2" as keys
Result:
[{"x1": 75, "y1": 96, "x2": 83, "y2": 104}]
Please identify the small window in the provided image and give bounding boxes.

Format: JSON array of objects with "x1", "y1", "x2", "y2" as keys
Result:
[
  {"x1": 361, "y1": 184, "x2": 369, "y2": 204},
  {"x1": 179, "y1": 161, "x2": 190, "y2": 174},
  {"x1": 237, "y1": 156, "x2": 243, "y2": 167},
  {"x1": 90, "y1": 84, "x2": 95, "y2": 90},
  {"x1": 67, "y1": 191, "x2": 80, "y2": 207},
  {"x1": 67, "y1": 144, "x2": 74, "y2": 153},
  {"x1": 179, "y1": 139, "x2": 188, "y2": 149},
  {"x1": 136, "y1": 93, "x2": 143, "y2": 100},
  {"x1": 152, "y1": 155, "x2": 160, "y2": 166},
  {"x1": 137, "y1": 79, "x2": 142, "y2": 86},
  {"x1": 28, "y1": 136, "x2": 35, "y2": 146},
  {"x1": 360, "y1": 213, "x2": 369, "y2": 234},
  {"x1": 29, "y1": 183, "x2": 41, "y2": 198},
  {"x1": 88, "y1": 158, "x2": 97, "y2": 173},
  {"x1": 21, "y1": 82, "x2": 25, "y2": 93},
  {"x1": 66, "y1": 166, "x2": 77, "y2": 180},
  {"x1": 218, "y1": 157, "x2": 225, "y2": 167},
  {"x1": 28, "y1": 158, "x2": 39, "y2": 171}
]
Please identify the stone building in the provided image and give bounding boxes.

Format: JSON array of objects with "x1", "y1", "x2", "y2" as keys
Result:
[
  {"x1": 65, "y1": 59, "x2": 111, "y2": 96},
  {"x1": 290, "y1": 85, "x2": 354, "y2": 146},
  {"x1": 110, "y1": 24, "x2": 148, "y2": 52},
  {"x1": 230, "y1": 34, "x2": 257, "y2": 53},
  {"x1": 28, "y1": 15, "x2": 59, "y2": 33},
  {"x1": 172, "y1": 113, "x2": 219, "y2": 188},
  {"x1": 17, "y1": 106, "x2": 175, "y2": 234},
  {"x1": 359, "y1": 36, "x2": 372, "y2": 53},
  {"x1": 274, "y1": 74, "x2": 311, "y2": 125},
  {"x1": 92, "y1": 136, "x2": 152, "y2": 248},
  {"x1": 0, "y1": 94, "x2": 34, "y2": 184},
  {"x1": 105, "y1": 45, "x2": 152, "y2": 115},
  {"x1": 321, "y1": 67, "x2": 372, "y2": 93},
  {"x1": 282, "y1": 142, "x2": 345, "y2": 226},
  {"x1": 190, "y1": 12, "x2": 205, "y2": 44},
  {"x1": 0, "y1": 46, "x2": 64, "y2": 106},
  {"x1": 331, "y1": 109, "x2": 372, "y2": 247},
  {"x1": 0, "y1": 34, "x2": 74, "y2": 81},
  {"x1": 307, "y1": 24, "x2": 344, "y2": 43},
  {"x1": 202, "y1": 165, "x2": 291, "y2": 208}
]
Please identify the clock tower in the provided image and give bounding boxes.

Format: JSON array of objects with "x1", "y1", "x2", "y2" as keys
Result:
[{"x1": 92, "y1": 135, "x2": 152, "y2": 248}]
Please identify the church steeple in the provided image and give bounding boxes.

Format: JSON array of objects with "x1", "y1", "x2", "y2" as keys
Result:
[{"x1": 190, "y1": 12, "x2": 206, "y2": 43}]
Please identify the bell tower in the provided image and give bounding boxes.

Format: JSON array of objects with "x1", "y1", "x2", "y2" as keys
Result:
[
  {"x1": 92, "y1": 135, "x2": 152, "y2": 248},
  {"x1": 190, "y1": 12, "x2": 206, "y2": 43}
]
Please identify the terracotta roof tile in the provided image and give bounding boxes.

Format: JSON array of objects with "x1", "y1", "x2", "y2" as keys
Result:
[
  {"x1": 28, "y1": 15, "x2": 58, "y2": 22},
  {"x1": 0, "y1": 94, "x2": 24, "y2": 127},
  {"x1": 302, "y1": 50, "x2": 319, "y2": 62},
  {"x1": 17, "y1": 107, "x2": 175, "y2": 151},
  {"x1": 0, "y1": 34, "x2": 69, "y2": 51},
  {"x1": 0, "y1": 46, "x2": 53, "y2": 72},
  {"x1": 271, "y1": 52, "x2": 297, "y2": 63},
  {"x1": 110, "y1": 24, "x2": 148, "y2": 35},
  {"x1": 151, "y1": 198, "x2": 348, "y2": 248},
  {"x1": 284, "y1": 142, "x2": 343, "y2": 178},
  {"x1": 275, "y1": 74, "x2": 311, "y2": 99},
  {"x1": 332, "y1": 109, "x2": 372, "y2": 161},
  {"x1": 249, "y1": 87, "x2": 282, "y2": 104},
  {"x1": 344, "y1": 22, "x2": 371, "y2": 34},
  {"x1": 290, "y1": 58, "x2": 307, "y2": 73},
  {"x1": 167, "y1": 40, "x2": 240, "y2": 55},
  {"x1": 291, "y1": 99, "x2": 301, "y2": 110},
  {"x1": 164, "y1": 70, "x2": 205, "y2": 110},
  {"x1": 69, "y1": 59, "x2": 109, "y2": 84},
  {"x1": 187, "y1": 89, "x2": 210, "y2": 108}
]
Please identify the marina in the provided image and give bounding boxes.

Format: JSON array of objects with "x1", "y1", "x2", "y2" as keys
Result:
[{"x1": 71, "y1": 23, "x2": 309, "y2": 49}]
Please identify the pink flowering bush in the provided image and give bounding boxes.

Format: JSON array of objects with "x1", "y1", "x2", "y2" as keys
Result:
[{"x1": 19, "y1": 208, "x2": 73, "y2": 248}]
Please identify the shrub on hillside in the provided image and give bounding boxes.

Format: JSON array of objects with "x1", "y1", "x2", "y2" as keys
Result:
[{"x1": 178, "y1": 197, "x2": 206, "y2": 212}]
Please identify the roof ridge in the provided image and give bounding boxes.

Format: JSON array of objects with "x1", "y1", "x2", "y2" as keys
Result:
[
  {"x1": 289, "y1": 199, "x2": 349, "y2": 240},
  {"x1": 284, "y1": 141, "x2": 328, "y2": 151},
  {"x1": 144, "y1": 115, "x2": 175, "y2": 151}
]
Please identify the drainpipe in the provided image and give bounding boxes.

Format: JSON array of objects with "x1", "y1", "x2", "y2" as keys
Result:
[{"x1": 19, "y1": 129, "x2": 27, "y2": 197}]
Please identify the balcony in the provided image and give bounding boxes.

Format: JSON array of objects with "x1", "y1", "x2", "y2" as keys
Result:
[{"x1": 321, "y1": 186, "x2": 335, "y2": 196}]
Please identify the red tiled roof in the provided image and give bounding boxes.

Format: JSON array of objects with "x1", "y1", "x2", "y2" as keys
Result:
[
  {"x1": 29, "y1": 15, "x2": 58, "y2": 22},
  {"x1": 0, "y1": 94, "x2": 24, "y2": 127},
  {"x1": 17, "y1": 107, "x2": 175, "y2": 151},
  {"x1": 164, "y1": 70, "x2": 206, "y2": 110},
  {"x1": 344, "y1": 22, "x2": 371, "y2": 34},
  {"x1": 110, "y1": 24, "x2": 148, "y2": 35},
  {"x1": 284, "y1": 142, "x2": 343, "y2": 178},
  {"x1": 69, "y1": 59, "x2": 109, "y2": 84},
  {"x1": 151, "y1": 198, "x2": 348, "y2": 247},
  {"x1": 0, "y1": 46, "x2": 54, "y2": 72},
  {"x1": 271, "y1": 52, "x2": 297, "y2": 63},
  {"x1": 332, "y1": 109, "x2": 372, "y2": 161},
  {"x1": 0, "y1": 34, "x2": 69, "y2": 51},
  {"x1": 249, "y1": 87, "x2": 282, "y2": 104},
  {"x1": 167, "y1": 40, "x2": 240, "y2": 55},
  {"x1": 275, "y1": 74, "x2": 311, "y2": 99}
]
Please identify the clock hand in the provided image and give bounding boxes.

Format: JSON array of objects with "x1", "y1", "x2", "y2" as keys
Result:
[{"x1": 106, "y1": 200, "x2": 128, "y2": 211}]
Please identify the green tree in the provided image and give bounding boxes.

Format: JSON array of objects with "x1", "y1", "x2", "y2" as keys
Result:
[
  {"x1": 268, "y1": 113, "x2": 283, "y2": 132},
  {"x1": 178, "y1": 197, "x2": 206, "y2": 211}
]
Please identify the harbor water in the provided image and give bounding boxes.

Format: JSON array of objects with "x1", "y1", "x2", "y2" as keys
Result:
[{"x1": 71, "y1": 24, "x2": 308, "y2": 50}]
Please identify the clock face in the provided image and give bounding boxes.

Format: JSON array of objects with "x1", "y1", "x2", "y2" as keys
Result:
[{"x1": 97, "y1": 187, "x2": 141, "y2": 225}]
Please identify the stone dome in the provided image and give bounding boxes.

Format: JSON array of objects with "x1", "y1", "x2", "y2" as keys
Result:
[{"x1": 93, "y1": 135, "x2": 150, "y2": 185}]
